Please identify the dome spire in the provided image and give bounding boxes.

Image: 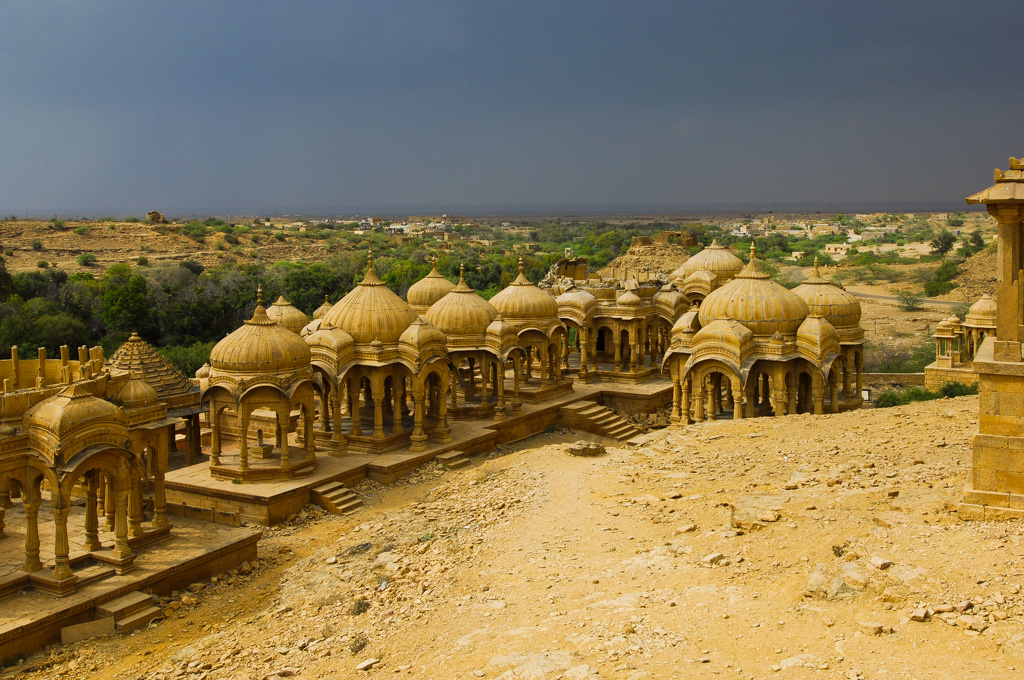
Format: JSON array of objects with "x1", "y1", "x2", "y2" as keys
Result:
[
  {"x1": 459, "y1": 263, "x2": 466, "y2": 284},
  {"x1": 257, "y1": 284, "x2": 264, "y2": 307},
  {"x1": 813, "y1": 256, "x2": 821, "y2": 278},
  {"x1": 518, "y1": 256, "x2": 525, "y2": 274},
  {"x1": 247, "y1": 285, "x2": 276, "y2": 325},
  {"x1": 361, "y1": 250, "x2": 384, "y2": 286}
]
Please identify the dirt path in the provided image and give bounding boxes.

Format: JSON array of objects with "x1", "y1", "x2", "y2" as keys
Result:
[{"x1": 12, "y1": 400, "x2": 1024, "y2": 680}]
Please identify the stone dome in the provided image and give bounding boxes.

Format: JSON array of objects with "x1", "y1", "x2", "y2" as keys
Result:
[
  {"x1": 407, "y1": 261, "x2": 456, "y2": 313},
  {"x1": 266, "y1": 295, "x2": 310, "y2": 335},
  {"x1": 399, "y1": 315, "x2": 447, "y2": 351},
  {"x1": 108, "y1": 331, "x2": 194, "y2": 401},
  {"x1": 313, "y1": 295, "x2": 333, "y2": 320},
  {"x1": 965, "y1": 294, "x2": 997, "y2": 328},
  {"x1": 322, "y1": 253, "x2": 420, "y2": 344},
  {"x1": 555, "y1": 286, "x2": 597, "y2": 314},
  {"x1": 24, "y1": 383, "x2": 128, "y2": 460},
  {"x1": 490, "y1": 257, "x2": 559, "y2": 320},
  {"x1": 617, "y1": 290, "x2": 642, "y2": 306},
  {"x1": 210, "y1": 287, "x2": 312, "y2": 375},
  {"x1": 425, "y1": 265, "x2": 498, "y2": 337},
  {"x1": 195, "y1": 363, "x2": 211, "y2": 379},
  {"x1": 791, "y1": 259, "x2": 862, "y2": 330},
  {"x1": 699, "y1": 245, "x2": 809, "y2": 336},
  {"x1": 116, "y1": 373, "x2": 158, "y2": 407},
  {"x1": 679, "y1": 240, "x2": 744, "y2": 281}
]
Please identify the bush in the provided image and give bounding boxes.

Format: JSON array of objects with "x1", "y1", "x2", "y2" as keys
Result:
[
  {"x1": 924, "y1": 280, "x2": 956, "y2": 297},
  {"x1": 136, "y1": 256, "x2": 149, "y2": 266},
  {"x1": 50, "y1": 219, "x2": 66, "y2": 230},
  {"x1": 250, "y1": 233, "x2": 260, "y2": 244},
  {"x1": 3, "y1": 248, "x2": 12, "y2": 257},
  {"x1": 125, "y1": 216, "x2": 141, "y2": 222},
  {"x1": 158, "y1": 341, "x2": 216, "y2": 377},
  {"x1": 897, "y1": 291, "x2": 922, "y2": 311},
  {"x1": 274, "y1": 232, "x2": 286, "y2": 242},
  {"x1": 223, "y1": 233, "x2": 239, "y2": 245},
  {"x1": 179, "y1": 260, "x2": 204, "y2": 275},
  {"x1": 873, "y1": 381, "x2": 977, "y2": 408},
  {"x1": 76, "y1": 253, "x2": 97, "y2": 266},
  {"x1": 31, "y1": 239, "x2": 43, "y2": 251},
  {"x1": 36, "y1": 260, "x2": 48, "y2": 268},
  {"x1": 73, "y1": 226, "x2": 89, "y2": 235}
]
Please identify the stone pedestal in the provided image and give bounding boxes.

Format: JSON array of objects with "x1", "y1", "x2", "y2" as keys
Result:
[{"x1": 959, "y1": 338, "x2": 1024, "y2": 520}]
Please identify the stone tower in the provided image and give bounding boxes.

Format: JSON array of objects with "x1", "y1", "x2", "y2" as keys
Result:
[{"x1": 960, "y1": 154, "x2": 1024, "y2": 519}]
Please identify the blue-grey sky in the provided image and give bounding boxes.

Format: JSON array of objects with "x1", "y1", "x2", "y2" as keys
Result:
[{"x1": 1, "y1": 1, "x2": 1021, "y2": 215}]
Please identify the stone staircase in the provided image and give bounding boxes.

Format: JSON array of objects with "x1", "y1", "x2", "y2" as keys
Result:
[
  {"x1": 558, "y1": 401, "x2": 642, "y2": 441},
  {"x1": 311, "y1": 482, "x2": 363, "y2": 515},
  {"x1": 96, "y1": 590, "x2": 163, "y2": 633},
  {"x1": 435, "y1": 450, "x2": 470, "y2": 469}
]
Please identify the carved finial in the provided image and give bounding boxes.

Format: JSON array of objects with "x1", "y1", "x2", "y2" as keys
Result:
[
  {"x1": 813, "y1": 256, "x2": 821, "y2": 278},
  {"x1": 518, "y1": 256, "x2": 525, "y2": 273},
  {"x1": 367, "y1": 250, "x2": 374, "y2": 269},
  {"x1": 749, "y1": 242, "x2": 756, "y2": 259},
  {"x1": 459, "y1": 263, "x2": 466, "y2": 282},
  {"x1": 324, "y1": 294, "x2": 329, "y2": 304},
  {"x1": 257, "y1": 284, "x2": 263, "y2": 306}
]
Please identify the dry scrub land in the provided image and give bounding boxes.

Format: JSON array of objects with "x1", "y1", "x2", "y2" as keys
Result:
[{"x1": 10, "y1": 395, "x2": 1024, "y2": 680}]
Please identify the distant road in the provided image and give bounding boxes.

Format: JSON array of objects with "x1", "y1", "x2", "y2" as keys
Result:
[{"x1": 848, "y1": 290, "x2": 962, "y2": 309}]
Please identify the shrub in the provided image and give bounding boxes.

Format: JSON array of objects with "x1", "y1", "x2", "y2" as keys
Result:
[
  {"x1": 274, "y1": 233, "x2": 286, "y2": 242},
  {"x1": 938, "y1": 381, "x2": 978, "y2": 398},
  {"x1": 31, "y1": 239, "x2": 43, "y2": 251},
  {"x1": 36, "y1": 260, "x2": 48, "y2": 268},
  {"x1": 873, "y1": 381, "x2": 977, "y2": 408},
  {"x1": 897, "y1": 291, "x2": 923, "y2": 311},
  {"x1": 73, "y1": 226, "x2": 89, "y2": 235},
  {"x1": 250, "y1": 233, "x2": 260, "y2": 243},
  {"x1": 136, "y1": 256, "x2": 149, "y2": 266},
  {"x1": 50, "y1": 219, "x2": 66, "y2": 230},
  {"x1": 223, "y1": 233, "x2": 239, "y2": 245},
  {"x1": 179, "y1": 260, "x2": 204, "y2": 275},
  {"x1": 76, "y1": 253, "x2": 97, "y2": 266},
  {"x1": 124, "y1": 216, "x2": 141, "y2": 222},
  {"x1": 924, "y1": 280, "x2": 956, "y2": 297},
  {"x1": 3, "y1": 248, "x2": 12, "y2": 257}
]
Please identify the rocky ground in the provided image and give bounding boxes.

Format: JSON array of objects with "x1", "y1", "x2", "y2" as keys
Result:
[{"x1": 8, "y1": 395, "x2": 1024, "y2": 680}]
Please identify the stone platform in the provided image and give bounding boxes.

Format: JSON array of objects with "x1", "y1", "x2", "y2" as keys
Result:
[
  {"x1": 165, "y1": 377, "x2": 673, "y2": 525},
  {"x1": 0, "y1": 511, "x2": 260, "y2": 663}
]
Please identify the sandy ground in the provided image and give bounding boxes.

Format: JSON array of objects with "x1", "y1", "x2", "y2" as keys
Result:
[{"x1": 11, "y1": 395, "x2": 1024, "y2": 680}]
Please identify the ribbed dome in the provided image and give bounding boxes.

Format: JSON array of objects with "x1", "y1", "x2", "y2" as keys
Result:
[
  {"x1": 116, "y1": 373, "x2": 159, "y2": 407},
  {"x1": 425, "y1": 265, "x2": 498, "y2": 337},
  {"x1": 680, "y1": 240, "x2": 744, "y2": 281},
  {"x1": 27, "y1": 383, "x2": 121, "y2": 434},
  {"x1": 555, "y1": 286, "x2": 597, "y2": 314},
  {"x1": 210, "y1": 287, "x2": 312, "y2": 375},
  {"x1": 617, "y1": 290, "x2": 642, "y2": 306},
  {"x1": 25, "y1": 383, "x2": 128, "y2": 460},
  {"x1": 792, "y1": 259, "x2": 862, "y2": 330},
  {"x1": 966, "y1": 294, "x2": 997, "y2": 327},
  {"x1": 407, "y1": 261, "x2": 456, "y2": 313},
  {"x1": 313, "y1": 295, "x2": 333, "y2": 320},
  {"x1": 322, "y1": 253, "x2": 420, "y2": 344},
  {"x1": 699, "y1": 245, "x2": 809, "y2": 336},
  {"x1": 400, "y1": 315, "x2": 447, "y2": 350},
  {"x1": 490, "y1": 257, "x2": 559, "y2": 320},
  {"x1": 266, "y1": 295, "x2": 311, "y2": 335}
]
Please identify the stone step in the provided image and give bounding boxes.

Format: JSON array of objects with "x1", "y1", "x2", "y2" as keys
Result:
[
  {"x1": 436, "y1": 450, "x2": 470, "y2": 469},
  {"x1": 97, "y1": 590, "x2": 154, "y2": 619},
  {"x1": 115, "y1": 605, "x2": 164, "y2": 633},
  {"x1": 312, "y1": 482, "x2": 363, "y2": 515}
]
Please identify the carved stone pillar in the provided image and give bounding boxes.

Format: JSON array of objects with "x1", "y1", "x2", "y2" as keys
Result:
[
  {"x1": 22, "y1": 481, "x2": 43, "y2": 573},
  {"x1": 84, "y1": 472, "x2": 102, "y2": 550},
  {"x1": 410, "y1": 392, "x2": 427, "y2": 452}
]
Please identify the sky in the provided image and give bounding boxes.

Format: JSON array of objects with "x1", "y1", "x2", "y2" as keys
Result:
[{"x1": 1, "y1": 1, "x2": 1022, "y2": 216}]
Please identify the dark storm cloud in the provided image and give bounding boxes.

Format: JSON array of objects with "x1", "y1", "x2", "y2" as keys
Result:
[{"x1": 1, "y1": 1, "x2": 1021, "y2": 214}]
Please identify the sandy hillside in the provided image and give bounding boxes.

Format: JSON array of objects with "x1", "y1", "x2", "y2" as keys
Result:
[
  {"x1": 0, "y1": 221, "x2": 340, "y2": 275},
  {"x1": 13, "y1": 395, "x2": 1024, "y2": 680}
]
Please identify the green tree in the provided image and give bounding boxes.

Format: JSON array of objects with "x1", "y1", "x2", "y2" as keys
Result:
[{"x1": 930, "y1": 230, "x2": 956, "y2": 255}]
